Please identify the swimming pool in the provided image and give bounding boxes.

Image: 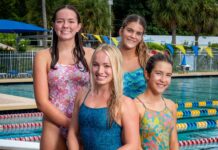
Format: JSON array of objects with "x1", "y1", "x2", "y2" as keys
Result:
[
  {"x1": 0, "y1": 76, "x2": 218, "y2": 149},
  {"x1": 0, "y1": 77, "x2": 217, "y2": 101}
]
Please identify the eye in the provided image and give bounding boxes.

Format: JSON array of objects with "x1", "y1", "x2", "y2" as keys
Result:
[
  {"x1": 105, "y1": 65, "x2": 111, "y2": 68},
  {"x1": 92, "y1": 63, "x2": 99, "y2": 67},
  {"x1": 127, "y1": 28, "x2": 134, "y2": 33},
  {"x1": 136, "y1": 32, "x2": 143, "y2": 36},
  {"x1": 69, "y1": 20, "x2": 76, "y2": 23},
  {"x1": 166, "y1": 74, "x2": 172, "y2": 77},
  {"x1": 55, "y1": 20, "x2": 63, "y2": 23}
]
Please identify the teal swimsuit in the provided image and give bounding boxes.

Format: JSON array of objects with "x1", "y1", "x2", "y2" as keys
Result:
[
  {"x1": 123, "y1": 68, "x2": 147, "y2": 99},
  {"x1": 79, "y1": 92, "x2": 122, "y2": 150}
]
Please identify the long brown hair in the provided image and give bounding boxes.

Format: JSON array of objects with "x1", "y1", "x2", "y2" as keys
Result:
[{"x1": 50, "y1": 5, "x2": 89, "y2": 72}]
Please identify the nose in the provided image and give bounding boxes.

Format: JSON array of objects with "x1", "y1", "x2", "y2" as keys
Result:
[
  {"x1": 160, "y1": 75, "x2": 167, "y2": 82},
  {"x1": 97, "y1": 66, "x2": 104, "y2": 74},
  {"x1": 130, "y1": 32, "x2": 137, "y2": 38},
  {"x1": 63, "y1": 21, "x2": 69, "y2": 27}
]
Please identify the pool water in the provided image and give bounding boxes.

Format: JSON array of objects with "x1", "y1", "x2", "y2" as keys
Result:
[
  {"x1": 0, "y1": 76, "x2": 218, "y2": 148},
  {"x1": 0, "y1": 83, "x2": 34, "y2": 98},
  {"x1": 164, "y1": 77, "x2": 218, "y2": 103}
]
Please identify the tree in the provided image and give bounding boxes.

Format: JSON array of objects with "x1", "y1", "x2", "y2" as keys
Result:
[
  {"x1": 42, "y1": 0, "x2": 48, "y2": 47},
  {"x1": 148, "y1": 0, "x2": 191, "y2": 44},
  {"x1": 186, "y1": 0, "x2": 218, "y2": 46},
  {"x1": 72, "y1": 0, "x2": 111, "y2": 35}
]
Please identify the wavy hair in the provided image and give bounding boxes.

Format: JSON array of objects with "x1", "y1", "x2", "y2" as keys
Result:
[{"x1": 121, "y1": 14, "x2": 149, "y2": 68}]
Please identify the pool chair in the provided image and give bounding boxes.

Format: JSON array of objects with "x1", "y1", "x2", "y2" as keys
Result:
[
  {"x1": 26, "y1": 70, "x2": 33, "y2": 78},
  {"x1": 18, "y1": 72, "x2": 29, "y2": 78},
  {"x1": 179, "y1": 55, "x2": 190, "y2": 72},
  {"x1": 180, "y1": 64, "x2": 190, "y2": 72},
  {"x1": 8, "y1": 70, "x2": 19, "y2": 78},
  {"x1": 0, "y1": 73, "x2": 7, "y2": 78}
]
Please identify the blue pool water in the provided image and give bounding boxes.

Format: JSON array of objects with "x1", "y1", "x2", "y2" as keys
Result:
[
  {"x1": 0, "y1": 76, "x2": 218, "y2": 149},
  {"x1": 0, "y1": 83, "x2": 34, "y2": 98}
]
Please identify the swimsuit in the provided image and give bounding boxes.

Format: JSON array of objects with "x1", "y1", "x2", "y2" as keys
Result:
[
  {"x1": 137, "y1": 97, "x2": 174, "y2": 150},
  {"x1": 79, "y1": 91, "x2": 122, "y2": 150},
  {"x1": 48, "y1": 62, "x2": 89, "y2": 137},
  {"x1": 123, "y1": 68, "x2": 146, "y2": 99}
]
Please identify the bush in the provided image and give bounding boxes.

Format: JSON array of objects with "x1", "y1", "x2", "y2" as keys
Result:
[
  {"x1": 146, "y1": 42, "x2": 165, "y2": 50},
  {"x1": 18, "y1": 39, "x2": 30, "y2": 52},
  {"x1": 0, "y1": 33, "x2": 16, "y2": 46}
]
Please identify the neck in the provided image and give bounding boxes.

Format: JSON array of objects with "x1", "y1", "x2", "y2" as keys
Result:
[
  {"x1": 144, "y1": 89, "x2": 162, "y2": 103},
  {"x1": 58, "y1": 40, "x2": 75, "y2": 52},
  {"x1": 119, "y1": 46, "x2": 137, "y2": 59}
]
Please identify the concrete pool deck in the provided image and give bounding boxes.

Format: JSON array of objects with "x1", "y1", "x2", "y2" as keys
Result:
[
  {"x1": 0, "y1": 71, "x2": 218, "y2": 111},
  {"x1": 0, "y1": 93, "x2": 36, "y2": 111}
]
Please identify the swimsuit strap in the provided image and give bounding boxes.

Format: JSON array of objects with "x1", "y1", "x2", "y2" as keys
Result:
[
  {"x1": 82, "y1": 89, "x2": 91, "y2": 104},
  {"x1": 161, "y1": 96, "x2": 167, "y2": 110},
  {"x1": 137, "y1": 96, "x2": 167, "y2": 111},
  {"x1": 136, "y1": 97, "x2": 147, "y2": 110}
]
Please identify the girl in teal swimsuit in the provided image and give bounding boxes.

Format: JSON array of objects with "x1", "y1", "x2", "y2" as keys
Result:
[
  {"x1": 68, "y1": 44, "x2": 140, "y2": 150},
  {"x1": 119, "y1": 14, "x2": 150, "y2": 99},
  {"x1": 134, "y1": 53, "x2": 179, "y2": 150}
]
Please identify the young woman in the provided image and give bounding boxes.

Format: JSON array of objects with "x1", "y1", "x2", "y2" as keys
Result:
[
  {"x1": 33, "y1": 5, "x2": 93, "y2": 150},
  {"x1": 119, "y1": 14, "x2": 150, "y2": 99},
  {"x1": 68, "y1": 44, "x2": 140, "y2": 150},
  {"x1": 134, "y1": 53, "x2": 179, "y2": 150}
]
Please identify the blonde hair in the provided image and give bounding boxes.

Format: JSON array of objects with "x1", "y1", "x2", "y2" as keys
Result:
[{"x1": 90, "y1": 44, "x2": 123, "y2": 126}]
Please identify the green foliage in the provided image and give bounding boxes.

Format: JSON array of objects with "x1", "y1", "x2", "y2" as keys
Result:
[
  {"x1": 18, "y1": 39, "x2": 30, "y2": 52},
  {"x1": 75, "y1": 0, "x2": 111, "y2": 35},
  {"x1": 147, "y1": 24, "x2": 169, "y2": 35},
  {"x1": 0, "y1": 33, "x2": 16, "y2": 46},
  {"x1": 209, "y1": 43, "x2": 218, "y2": 48},
  {"x1": 146, "y1": 42, "x2": 165, "y2": 50}
]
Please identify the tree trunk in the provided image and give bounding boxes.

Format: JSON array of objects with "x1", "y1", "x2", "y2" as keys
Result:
[
  {"x1": 42, "y1": 0, "x2": 48, "y2": 47},
  {"x1": 171, "y1": 23, "x2": 177, "y2": 45},
  {"x1": 194, "y1": 34, "x2": 199, "y2": 46}
]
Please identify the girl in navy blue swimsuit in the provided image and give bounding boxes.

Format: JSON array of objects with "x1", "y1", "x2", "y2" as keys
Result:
[{"x1": 68, "y1": 44, "x2": 140, "y2": 150}]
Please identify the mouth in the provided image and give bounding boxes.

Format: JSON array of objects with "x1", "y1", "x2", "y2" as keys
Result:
[{"x1": 95, "y1": 75, "x2": 107, "y2": 80}]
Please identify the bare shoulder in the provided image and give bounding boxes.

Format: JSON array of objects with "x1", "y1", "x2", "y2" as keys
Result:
[
  {"x1": 120, "y1": 95, "x2": 137, "y2": 110},
  {"x1": 133, "y1": 94, "x2": 143, "y2": 106},
  {"x1": 83, "y1": 47, "x2": 94, "y2": 56},
  {"x1": 34, "y1": 48, "x2": 51, "y2": 62},
  {"x1": 164, "y1": 98, "x2": 177, "y2": 112},
  {"x1": 83, "y1": 47, "x2": 94, "y2": 64}
]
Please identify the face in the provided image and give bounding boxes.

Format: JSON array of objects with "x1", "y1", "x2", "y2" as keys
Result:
[
  {"x1": 145, "y1": 61, "x2": 172, "y2": 95},
  {"x1": 119, "y1": 22, "x2": 144, "y2": 50},
  {"x1": 92, "y1": 51, "x2": 113, "y2": 86},
  {"x1": 54, "y1": 8, "x2": 81, "y2": 41}
]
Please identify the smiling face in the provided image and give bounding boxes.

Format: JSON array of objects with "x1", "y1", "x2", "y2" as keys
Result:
[
  {"x1": 119, "y1": 21, "x2": 144, "y2": 50},
  {"x1": 145, "y1": 61, "x2": 173, "y2": 95},
  {"x1": 53, "y1": 8, "x2": 81, "y2": 41},
  {"x1": 92, "y1": 51, "x2": 113, "y2": 86}
]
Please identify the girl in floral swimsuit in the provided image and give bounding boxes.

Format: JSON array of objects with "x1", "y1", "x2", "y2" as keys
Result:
[
  {"x1": 134, "y1": 53, "x2": 179, "y2": 150},
  {"x1": 33, "y1": 5, "x2": 93, "y2": 150}
]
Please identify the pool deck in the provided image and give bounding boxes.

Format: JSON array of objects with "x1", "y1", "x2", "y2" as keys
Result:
[{"x1": 0, "y1": 71, "x2": 218, "y2": 111}]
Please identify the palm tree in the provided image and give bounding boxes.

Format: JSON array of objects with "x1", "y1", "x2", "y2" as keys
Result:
[
  {"x1": 42, "y1": 0, "x2": 48, "y2": 47},
  {"x1": 148, "y1": 0, "x2": 191, "y2": 44},
  {"x1": 186, "y1": 0, "x2": 218, "y2": 46},
  {"x1": 75, "y1": 0, "x2": 111, "y2": 35}
]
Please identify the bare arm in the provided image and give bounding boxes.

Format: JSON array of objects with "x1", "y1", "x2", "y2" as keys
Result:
[
  {"x1": 118, "y1": 97, "x2": 140, "y2": 150},
  {"x1": 33, "y1": 50, "x2": 70, "y2": 128},
  {"x1": 169, "y1": 102, "x2": 179, "y2": 150},
  {"x1": 68, "y1": 90, "x2": 84, "y2": 150}
]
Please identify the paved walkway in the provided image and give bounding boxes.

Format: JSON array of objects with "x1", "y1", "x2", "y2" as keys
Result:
[{"x1": 0, "y1": 72, "x2": 218, "y2": 111}]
